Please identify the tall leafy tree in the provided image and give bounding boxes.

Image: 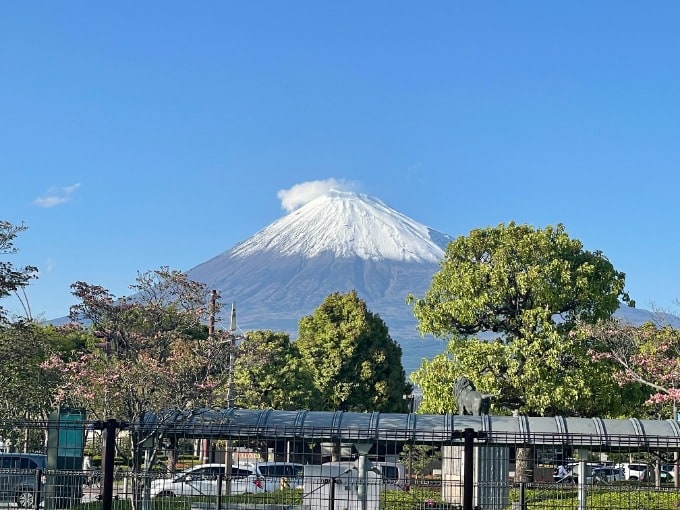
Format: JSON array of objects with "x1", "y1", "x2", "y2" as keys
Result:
[
  {"x1": 231, "y1": 330, "x2": 320, "y2": 410},
  {"x1": 409, "y1": 222, "x2": 636, "y2": 417},
  {"x1": 0, "y1": 322, "x2": 92, "y2": 450},
  {"x1": 409, "y1": 222, "x2": 638, "y2": 482},
  {"x1": 43, "y1": 267, "x2": 232, "y2": 422},
  {"x1": 297, "y1": 290, "x2": 412, "y2": 412},
  {"x1": 0, "y1": 221, "x2": 38, "y2": 322},
  {"x1": 42, "y1": 267, "x2": 234, "y2": 507},
  {"x1": 0, "y1": 322, "x2": 53, "y2": 420}
]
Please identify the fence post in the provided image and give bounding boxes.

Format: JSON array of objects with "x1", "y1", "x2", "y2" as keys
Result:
[
  {"x1": 34, "y1": 469, "x2": 43, "y2": 510},
  {"x1": 216, "y1": 472, "x2": 223, "y2": 510},
  {"x1": 329, "y1": 477, "x2": 336, "y2": 510},
  {"x1": 463, "y1": 428, "x2": 474, "y2": 510},
  {"x1": 100, "y1": 418, "x2": 119, "y2": 510}
]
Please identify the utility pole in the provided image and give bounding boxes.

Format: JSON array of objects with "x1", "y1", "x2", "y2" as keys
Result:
[
  {"x1": 201, "y1": 290, "x2": 218, "y2": 464},
  {"x1": 228, "y1": 302, "x2": 236, "y2": 408},
  {"x1": 225, "y1": 302, "x2": 237, "y2": 494}
]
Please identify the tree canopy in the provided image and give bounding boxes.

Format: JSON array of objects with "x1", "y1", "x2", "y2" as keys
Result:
[
  {"x1": 232, "y1": 330, "x2": 320, "y2": 410},
  {"x1": 42, "y1": 267, "x2": 232, "y2": 423},
  {"x1": 0, "y1": 221, "x2": 38, "y2": 322},
  {"x1": 297, "y1": 290, "x2": 412, "y2": 412},
  {"x1": 409, "y1": 222, "x2": 638, "y2": 417},
  {"x1": 576, "y1": 318, "x2": 677, "y2": 418}
]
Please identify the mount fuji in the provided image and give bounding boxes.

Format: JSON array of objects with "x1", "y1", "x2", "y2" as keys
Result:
[
  {"x1": 184, "y1": 189, "x2": 678, "y2": 375},
  {"x1": 186, "y1": 190, "x2": 453, "y2": 373}
]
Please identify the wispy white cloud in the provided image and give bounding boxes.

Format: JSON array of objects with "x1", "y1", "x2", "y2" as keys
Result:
[
  {"x1": 44, "y1": 258, "x2": 55, "y2": 273},
  {"x1": 277, "y1": 178, "x2": 358, "y2": 212},
  {"x1": 33, "y1": 183, "x2": 81, "y2": 208}
]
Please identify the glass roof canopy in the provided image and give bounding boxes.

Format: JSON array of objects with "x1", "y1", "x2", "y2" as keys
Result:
[{"x1": 136, "y1": 409, "x2": 680, "y2": 451}]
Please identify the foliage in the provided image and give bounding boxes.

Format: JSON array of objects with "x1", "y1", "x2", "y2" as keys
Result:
[
  {"x1": 576, "y1": 319, "x2": 679, "y2": 417},
  {"x1": 0, "y1": 221, "x2": 38, "y2": 322},
  {"x1": 0, "y1": 322, "x2": 52, "y2": 419},
  {"x1": 0, "y1": 322, "x2": 93, "y2": 421},
  {"x1": 42, "y1": 267, "x2": 233, "y2": 423},
  {"x1": 297, "y1": 290, "x2": 412, "y2": 412},
  {"x1": 399, "y1": 444, "x2": 441, "y2": 479},
  {"x1": 409, "y1": 223, "x2": 637, "y2": 417},
  {"x1": 42, "y1": 267, "x2": 238, "y2": 510},
  {"x1": 231, "y1": 330, "x2": 320, "y2": 410}
]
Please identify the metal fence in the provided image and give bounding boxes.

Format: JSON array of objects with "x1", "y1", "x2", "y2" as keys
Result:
[{"x1": 2, "y1": 415, "x2": 680, "y2": 510}]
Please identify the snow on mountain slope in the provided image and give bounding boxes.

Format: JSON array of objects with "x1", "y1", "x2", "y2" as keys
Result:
[
  {"x1": 229, "y1": 190, "x2": 450, "y2": 262},
  {"x1": 184, "y1": 189, "x2": 673, "y2": 375},
  {"x1": 185, "y1": 190, "x2": 453, "y2": 372}
]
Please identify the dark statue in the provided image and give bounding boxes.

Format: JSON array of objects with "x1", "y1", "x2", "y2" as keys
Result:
[{"x1": 452, "y1": 376, "x2": 491, "y2": 415}]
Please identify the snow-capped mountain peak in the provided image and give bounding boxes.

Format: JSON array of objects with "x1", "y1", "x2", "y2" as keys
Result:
[{"x1": 229, "y1": 190, "x2": 450, "y2": 263}]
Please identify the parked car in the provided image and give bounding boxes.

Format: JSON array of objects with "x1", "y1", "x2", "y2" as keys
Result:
[
  {"x1": 318, "y1": 460, "x2": 407, "y2": 491},
  {"x1": 239, "y1": 462, "x2": 305, "y2": 490},
  {"x1": 587, "y1": 466, "x2": 624, "y2": 484},
  {"x1": 658, "y1": 470, "x2": 674, "y2": 484},
  {"x1": 616, "y1": 463, "x2": 649, "y2": 481},
  {"x1": 150, "y1": 464, "x2": 267, "y2": 497},
  {"x1": 0, "y1": 452, "x2": 47, "y2": 508}
]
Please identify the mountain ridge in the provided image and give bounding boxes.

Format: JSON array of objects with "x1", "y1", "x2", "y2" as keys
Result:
[
  {"x1": 54, "y1": 190, "x2": 680, "y2": 375},
  {"x1": 185, "y1": 190, "x2": 679, "y2": 373}
]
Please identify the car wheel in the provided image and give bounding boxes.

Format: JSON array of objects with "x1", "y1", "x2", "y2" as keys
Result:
[{"x1": 16, "y1": 490, "x2": 35, "y2": 508}]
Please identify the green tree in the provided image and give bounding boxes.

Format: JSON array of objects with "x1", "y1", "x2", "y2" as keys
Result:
[
  {"x1": 297, "y1": 290, "x2": 412, "y2": 412},
  {"x1": 44, "y1": 267, "x2": 231, "y2": 422},
  {"x1": 0, "y1": 322, "x2": 91, "y2": 450},
  {"x1": 0, "y1": 322, "x2": 53, "y2": 420},
  {"x1": 409, "y1": 223, "x2": 636, "y2": 417},
  {"x1": 231, "y1": 330, "x2": 320, "y2": 410},
  {"x1": 42, "y1": 267, "x2": 234, "y2": 508},
  {"x1": 0, "y1": 221, "x2": 38, "y2": 322}
]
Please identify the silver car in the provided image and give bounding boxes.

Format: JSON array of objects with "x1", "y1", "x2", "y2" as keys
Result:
[{"x1": 0, "y1": 453, "x2": 46, "y2": 508}]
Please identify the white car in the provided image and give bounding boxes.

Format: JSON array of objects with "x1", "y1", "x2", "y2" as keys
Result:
[
  {"x1": 587, "y1": 466, "x2": 624, "y2": 484},
  {"x1": 239, "y1": 462, "x2": 305, "y2": 490},
  {"x1": 150, "y1": 464, "x2": 267, "y2": 498},
  {"x1": 616, "y1": 462, "x2": 649, "y2": 481},
  {"x1": 316, "y1": 460, "x2": 407, "y2": 491}
]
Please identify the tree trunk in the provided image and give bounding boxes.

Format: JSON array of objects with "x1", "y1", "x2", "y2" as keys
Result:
[
  {"x1": 166, "y1": 438, "x2": 178, "y2": 473},
  {"x1": 515, "y1": 447, "x2": 535, "y2": 483}
]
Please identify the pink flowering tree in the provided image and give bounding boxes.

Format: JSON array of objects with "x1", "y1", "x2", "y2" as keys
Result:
[
  {"x1": 576, "y1": 319, "x2": 680, "y2": 417},
  {"x1": 42, "y1": 267, "x2": 233, "y2": 505}
]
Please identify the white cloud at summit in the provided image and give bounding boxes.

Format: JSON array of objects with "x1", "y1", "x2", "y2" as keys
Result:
[{"x1": 277, "y1": 179, "x2": 359, "y2": 212}]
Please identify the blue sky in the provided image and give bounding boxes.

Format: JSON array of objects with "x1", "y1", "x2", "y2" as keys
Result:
[{"x1": 2, "y1": 1, "x2": 680, "y2": 322}]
